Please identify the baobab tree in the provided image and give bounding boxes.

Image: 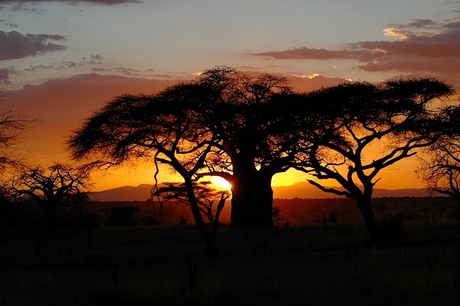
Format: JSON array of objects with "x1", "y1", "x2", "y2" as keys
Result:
[
  {"x1": 69, "y1": 67, "x2": 301, "y2": 228},
  {"x1": 292, "y1": 78, "x2": 455, "y2": 241},
  {"x1": 11, "y1": 163, "x2": 91, "y2": 210}
]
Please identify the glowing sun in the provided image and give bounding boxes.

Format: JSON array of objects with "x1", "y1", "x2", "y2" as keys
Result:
[{"x1": 210, "y1": 176, "x2": 232, "y2": 190}]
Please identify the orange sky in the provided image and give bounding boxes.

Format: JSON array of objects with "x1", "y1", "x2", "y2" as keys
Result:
[
  {"x1": 1, "y1": 1, "x2": 460, "y2": 191},
  {"x1": 2, "y1": 73, "x2": 432, "y2": 191}
]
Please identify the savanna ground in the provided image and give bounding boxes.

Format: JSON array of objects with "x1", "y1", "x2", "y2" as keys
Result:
[{"x1": 0, "y1": 197, "x2": 459, "y2": 306}]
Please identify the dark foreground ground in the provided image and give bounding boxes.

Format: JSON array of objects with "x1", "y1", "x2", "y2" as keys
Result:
[{"x1": 0, "y1": 198, "x2": 459, "y2": 305}]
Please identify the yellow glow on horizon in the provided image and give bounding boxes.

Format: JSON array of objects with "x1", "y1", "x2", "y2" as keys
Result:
[
  {"x1": 210, "y1": 176, "x2": 232, "y2": 190},
  {"x1": 91, "y1": 157, "x2": 424, "y2": 192}
]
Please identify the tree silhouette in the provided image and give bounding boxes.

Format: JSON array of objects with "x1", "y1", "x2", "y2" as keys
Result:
[
  {"x1": 11, "y1": 163, "x2": 91, "y2": 210},
  {"x1": 418, "y1": 105, "x2": 460, "y2": 204},
  {"x1": 154, "y1": 181, "x2": 229, "y2": 223},
  {"x1": 68, "y1": 84, "x2": 224, "y2": 258},
  {"x1": 194, "y1": 67, "x2": 297, "y2": 226},
  {"x1": 292, "y1": 78, "x2": 455, "y2": 241},
  {"x1": 69, "y1": 67, "x2": 299, "y2": 228},
  {"x1": 0, "y1": 106, "x2": 31, "y2": 177}
]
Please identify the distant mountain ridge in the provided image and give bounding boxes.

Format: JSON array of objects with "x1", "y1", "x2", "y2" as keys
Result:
[{"x1": 88, "y1": 182, "x2": 432, "y2": 202}]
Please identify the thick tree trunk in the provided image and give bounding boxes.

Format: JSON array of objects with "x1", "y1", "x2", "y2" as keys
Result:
[
  {"x1": 230, "y1": 170, "x2": 274, "y2": 227},
  {"x1": 357, "y1": 196, "x2": 382, "y2": 242}
]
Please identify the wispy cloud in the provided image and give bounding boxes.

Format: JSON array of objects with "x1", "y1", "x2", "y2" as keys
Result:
[
  {"x1": 253, "y1": 16, "x2": 460, "y2": 82},
  {"x1": 0, "y1": 0, "x2": 140, "y2": 5},
  {"x1": 0, "y1": 66, "x2": 19, "y2": 86},
  {"x1": 0, "y1": 20, "x2": 18, "y2": 28},
  {"x1": 255, "y1": 47, "x2": 384, "y2": 62},
  {"x1": 0, "y1": 31, "x2": 67, "y2": 60}
]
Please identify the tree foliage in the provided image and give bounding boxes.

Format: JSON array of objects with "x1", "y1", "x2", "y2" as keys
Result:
[
  {"x1": 11, "y1": 163, "x2": 91, "y2": 210},
  {"x1": 418, "y1": 105, "x2": 460, "y2": 204},
  {"x1": 292, "y1": 78, "x2": 455, "y2": 240},
  {"x1": 0, "y1": 106, "x2": 31, "y2": 174}
]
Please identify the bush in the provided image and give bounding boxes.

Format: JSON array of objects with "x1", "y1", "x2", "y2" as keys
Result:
[
  {"x1": 140, "y1": 216, "x2": 161, "y2": 226},
  {"x1": 380, "y1": 214, "x2": 406, "y2": 244},
  {"x1": 327, "y1": 211, "x2": 338, "y2": 223},
  {"x1": 105, "y1": 206, "x2": 140, "y2": 227}
]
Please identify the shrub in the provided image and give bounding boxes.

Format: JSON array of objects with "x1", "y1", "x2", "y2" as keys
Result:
[
  {"x1": 380, "y1": 214, "x2": 406, "y2": 244},
  {"x1": 105, "y1": 206, "x2": 140, "y2": 227}
]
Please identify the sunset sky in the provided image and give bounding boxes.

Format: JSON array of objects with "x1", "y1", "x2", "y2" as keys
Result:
[{"x1": 1, "y1": 0, "x2": 459, "y2": 191}]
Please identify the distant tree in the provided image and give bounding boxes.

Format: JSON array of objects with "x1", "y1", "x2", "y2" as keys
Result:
[
  {"x1": 0, "y1": 105, "x2": 32, "y2": 180},
  {"x1": 418, "y1": 106, "x2": 460, "y2": 204},
  {"x1": 292, "y1": 79, "x2": 455, "y2": 242},
  {"x1": 11, "y1": 163, "x2": 91, "y2": 210},
  {"x1": 154, "y1": 181, "x2": 230, "y2": 223}
]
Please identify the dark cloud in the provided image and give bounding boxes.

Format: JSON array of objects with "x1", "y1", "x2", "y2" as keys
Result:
[
  {"x1": 253, "y1": 16, "x2": 460, "y2": 83},
  {"x1": 391, "y1": 19, "x2": 441, "y2": 30},
  {"x1": 24, "y1": 65, "x2": 55, "y2": 72},
  {"x1": 0, "y1": 0, "x2": 140, "y2": 5},
  {"x1": 0, "y1": 66, "x2": 18, "y2": 86},
  {"x1": 255, "y1": 47, "x2": 384, "y2": 62},
  {"x1": 0, "y1": 31, "x2": 67, "y2": 60},
  {"x1": 89, "y1": 54, "x2": 103, "y2": 64},
  {"x1": 0, "y1": 20, "x2": 18, "y2": 28}
]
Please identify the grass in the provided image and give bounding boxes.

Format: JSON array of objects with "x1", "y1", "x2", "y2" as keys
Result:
[{"x1": 1, "y1": 221, "x2": 459, "y2": 306}]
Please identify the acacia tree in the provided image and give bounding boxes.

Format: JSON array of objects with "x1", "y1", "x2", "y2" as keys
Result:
[
  {"x1": 293, "y1": 79, "x2": 455, "y2": 241},
  {"x1": 11, "y1": 163, "x2": 91, "y2": 210},
  {"x1": 418, "y1": 106, "x2": 460, "y2": 204},
  {"x1": 68, "y1": 84, "x2": 225, "y2": 258}
]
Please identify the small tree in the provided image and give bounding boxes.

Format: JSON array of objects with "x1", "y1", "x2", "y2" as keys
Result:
[
  {"x1": 11, "y1": 162, "x2": 91, "y2": 210},
  {"x1": 0, "y1": 105, "x2": 32, "y2": 184},
  {"x1": 154, "y1": 181, "x2": 230, "y2": 223}
]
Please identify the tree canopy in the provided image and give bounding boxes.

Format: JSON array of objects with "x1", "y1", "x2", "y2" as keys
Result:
[
  {"x1": 418, "y1": 105, "x2": 460, "y2": 204},
  {"x1": 11, "y1": 163, "x2": 91, "y2": 210},
  {"x1": 291, "y1": 78, "x2": 455, "y2": 240}
]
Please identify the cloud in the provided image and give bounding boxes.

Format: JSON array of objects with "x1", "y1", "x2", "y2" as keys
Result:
[
  {"x1": 0, "y1": 31, "x2": 67, "y2": 60},
  {"x1": 0, "y1": 0, "x2": 140, "y2": 5},
  {"x1": 253, "y1": 16, "x2": 460, "y2": 83},
  {"x1": 0, "y1": 20, "x2": 18, "y2": 28},
  {"x1": 0, "y1": 66, "x2": 18, "y2": 86},
  {"x1": 0, "y1": 0, "x2": 140, "y2": 11},
  {"x1": 255, "y1": 47, "x2": 384, "y2": 62}
]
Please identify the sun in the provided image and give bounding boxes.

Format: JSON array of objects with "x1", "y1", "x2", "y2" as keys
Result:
[{"x1": 210, "y1": 176, "x2": 232, "y2": 190}]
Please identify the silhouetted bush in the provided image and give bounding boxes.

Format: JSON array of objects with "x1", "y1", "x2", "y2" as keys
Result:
[
  {"x1": 380, "y1": 214, "x2": 406, "y2": 244},
  {"x1": 327, "y1": 211, "x2": 339, "y2": 223},
  {"x1": 105, "y1": 206, "x2": 140, "y2": 227},
  {"x1": 140, "y1": 215, "x2": 161, "y2": 226},
  {"x1": 69, "y1": 210, "x2": 101, "y2": 229},
  {"x1": 0, "y1": 200, "x2": 40, "y2": 229},
  {"x1": 179, "y1": 215, "x2": 188, "y2": 225}
]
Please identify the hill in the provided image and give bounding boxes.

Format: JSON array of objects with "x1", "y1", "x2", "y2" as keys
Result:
[{"x1": 88, "y1": 182, "x2": 432, "y2": 202}]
